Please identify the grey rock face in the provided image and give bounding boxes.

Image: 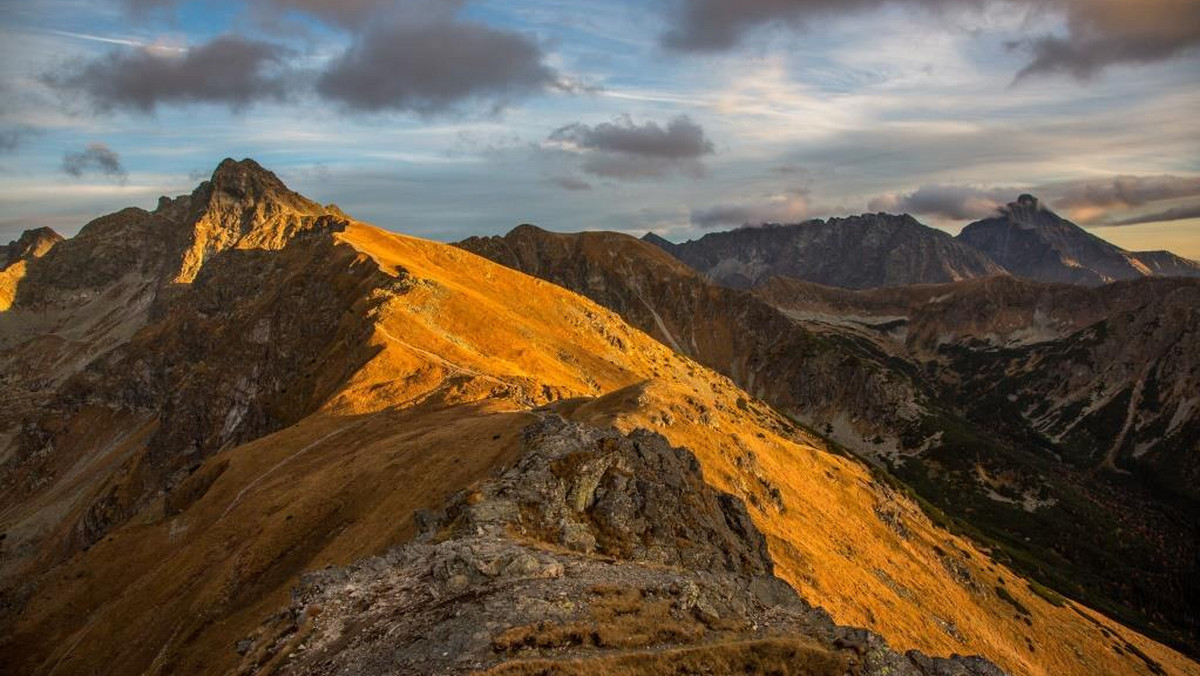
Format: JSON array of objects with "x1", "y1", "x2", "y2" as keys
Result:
[
  {"x1": 236, "y1": 417, "x2": 1004, "y2": 676},
  {"x1": 644, "y1": 214, "x2": 1006, "y2": 290}
]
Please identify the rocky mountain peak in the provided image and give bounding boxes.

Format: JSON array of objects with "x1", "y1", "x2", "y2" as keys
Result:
[
  {"x1": 2, "y1": 227, "x2": 62, "y2": 270},
  {"x1": 208, "y1": 158, "x2": 302, "y2": 203},
  {"x1": 153, "y1": 158, "x2": 343, "y2": 283},
  {"x1": 640, "y1": 231, "x2": 676, "y2": 251},
  {"x1": 508, "y1": 222, "x2": 550, "y2": 238},
  {"x1": 958, "y1": 194, "x2": 1200, "y2": 285},
  {"x1": 176, "y1": 158, "x2": 325, "y2": 221},
  {"x1": 995, "y1": 193, "x2": 1052, "y2": 230},
  {"x1": 2, "y1": 159, "x2": 351, "y2": 313}
]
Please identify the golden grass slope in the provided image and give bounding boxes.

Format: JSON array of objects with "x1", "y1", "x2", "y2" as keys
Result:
[{"x1": 2, "y1": 222, "x2": 1195, "y2": 676}]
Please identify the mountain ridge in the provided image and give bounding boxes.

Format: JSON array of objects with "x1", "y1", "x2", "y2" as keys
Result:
[
  {"x1": 644, "y1": 213, "x2": 1005, "y2": 289},
  {"x1": 462, "y1": 222, "x2": 1200, "y2": 660}
]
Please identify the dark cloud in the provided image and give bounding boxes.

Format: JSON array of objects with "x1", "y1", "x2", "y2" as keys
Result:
[
  {"x1": 316, "y1": 20, "x2": 557, "y2": 114},
  {"x1": 549, "y1": 115, "x2": 715, "y2": 180},
  {"x1": 49, "y1": 35, "x2": 290, "y2": 112},
  {"x1": 549, "y1": 176, "x2": 592, "y2": 191},
  {"x1": 552, "y1": 115, "x2": 713, "y2": 159},
  {"x1": 61, "y1": 142, "x2": 127, "y2": 180},
  {"x1": 1014, "y1": 0, "x2": 1200, "y2": 80},
  {"x1": 661, "y1": 0, "x2": 972, "y2": 52},
  {"x1": 868, "y1": 184, "x2": 1011, "y2": 220},
  {"x1": 1101, "y1": 203, "x2": 1200, "y2": 226},
  {"x1": 661, "y1": 0, "x2": 1200, "y2": 78}
]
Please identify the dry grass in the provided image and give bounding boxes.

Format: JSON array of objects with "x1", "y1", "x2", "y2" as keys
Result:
[
  {"x1": 492, "y1": 585, "x2": 713, "y2": 654},
  {"x1": 482, "y1": 637, "x2": 848, "y2": 676}
]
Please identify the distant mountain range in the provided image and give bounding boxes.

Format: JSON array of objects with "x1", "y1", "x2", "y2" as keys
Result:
[{"x1": 645, "y1": 194, "x2": 1200, "y2": 289}]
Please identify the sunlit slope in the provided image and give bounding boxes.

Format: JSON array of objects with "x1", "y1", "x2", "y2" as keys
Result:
[
  {"x1": 459, "y1": 224, "x2": 1200, "y2": 656},
  {"x1": 2, "y1": 221, "x2": 1193, "y2": 675}
]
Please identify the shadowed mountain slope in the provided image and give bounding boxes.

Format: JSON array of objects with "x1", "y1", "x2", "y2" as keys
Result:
[{"x1": 643, "y1": 214, "x2": 1006, "y2": 289}]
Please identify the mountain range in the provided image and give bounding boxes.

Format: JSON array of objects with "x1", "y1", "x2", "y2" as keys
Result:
[
  {"x1": 1, "y1": 159, "x2": 1196, "y2": 675},
  {"x1": 645, "y1": 194, "x2": 1200, "y2": 289}
]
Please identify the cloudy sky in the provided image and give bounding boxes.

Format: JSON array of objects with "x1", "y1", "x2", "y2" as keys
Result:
[{"x1": 2, "y1": 0, "x2": 1199, "y2": 256}]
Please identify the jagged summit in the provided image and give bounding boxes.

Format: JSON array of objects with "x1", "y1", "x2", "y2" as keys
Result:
[
  {"x1": 644, "y1": 212, "x2": 1005, "y2": 289},
  {"x1": 958, "y1": 195, "x2": 1200, "y2": 285},
  {"x1": 640, "y1": 231, "x2": 677, "y2": 252},
  {"x1": 164, "y1": 159, "x2": 341, "y2": 282},
  {"x1": 8, "y1": 158, "x2": 349, "y2": 297},
  {"x1": 205, "y1": 157, "x2": 322, "y2": 212},
  {"x1": 149, "y1": 157, "x2": 325, "y2": 223}
]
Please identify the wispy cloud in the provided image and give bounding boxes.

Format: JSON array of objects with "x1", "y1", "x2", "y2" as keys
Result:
[
  {"x1": 44, "y1": 28, "x2": 187, "y2": 53},
  {"x1": 1099, "y1": 203, "x2": 1200, "y2": 227}
]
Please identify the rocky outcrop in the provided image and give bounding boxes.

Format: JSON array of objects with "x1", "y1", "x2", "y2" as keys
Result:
[
  {"x1": 1, "y1": 227, "x2": 61, "y2": 271},
  {"x1": 9, "y1": 158, "x2": 345, "y2": 310},
  {"x1": 0, "y1": 227, "x2": 63, "y2": 311},
  {"x1": 957, "y1": 195, "x2": 1200, "y2": 286},
  {"x1": 159, "y1": 157, "x2": 345, "y2": 283},
  {"x1": 238, "y1": 417, "x2": 1002, "y2": 676},
  {"x1": 644, "y1": 214, "x2": 1006, "y2": 289}
]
